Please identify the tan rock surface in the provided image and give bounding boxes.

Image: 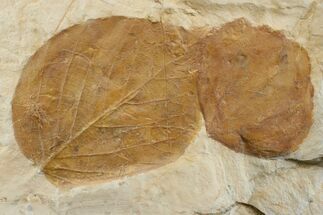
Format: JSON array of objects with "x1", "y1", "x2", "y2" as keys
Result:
[{"x1": 0, "y1": 0, "x2": 322, "y2": 214}]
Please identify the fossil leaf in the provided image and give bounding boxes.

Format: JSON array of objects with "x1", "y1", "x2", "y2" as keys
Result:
[
  {"x1": 196, "y1": 18, "x2": 313, "y2": 157},
  {"x1": 12, "y1": 17, "x2": 201, "y2": 186}
]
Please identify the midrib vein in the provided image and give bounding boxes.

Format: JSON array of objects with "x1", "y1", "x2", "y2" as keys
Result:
[{"x1": 41, "y1": 55, "x2": 185, "y2": 169}]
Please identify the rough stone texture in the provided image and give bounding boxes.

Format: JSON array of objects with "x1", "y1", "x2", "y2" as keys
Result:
[
  {"x1": 0, "y1": 0, "x2": 322, "y2": 214},
  {"x1": 196, "y1": 18, "x2": 313, "y2": 157}
]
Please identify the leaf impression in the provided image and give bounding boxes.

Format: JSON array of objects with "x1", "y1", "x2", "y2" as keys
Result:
[
  {"x1": 12, "y1": 17, "x2": 201, "y2": 186},
  {"x1": 195, "y1": 18, "x2": 313, "y2": 157}
]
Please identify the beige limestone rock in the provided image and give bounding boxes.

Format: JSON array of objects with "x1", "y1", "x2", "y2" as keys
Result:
[{"x1": 0, "y1": 0, "x2": 322, "y2": 214}]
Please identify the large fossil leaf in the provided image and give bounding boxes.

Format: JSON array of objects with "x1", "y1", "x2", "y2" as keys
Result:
[
  {"x1": 196, "y1": 19, "x2": 313, "y2": 157},
  {"x1": 12, "y1": 17, "x2": 201, "y2": 186}
]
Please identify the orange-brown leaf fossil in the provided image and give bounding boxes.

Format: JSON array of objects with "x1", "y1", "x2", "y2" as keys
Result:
[
  {"x1": 12, "y1": 17, "x2": 314, "y2": 186},
  {"x1": 195, "y1": 19, "x2": 313, "y2": 157},
  {"x1": 12, "y1": 17, "x2": 201, "y2": 186}
]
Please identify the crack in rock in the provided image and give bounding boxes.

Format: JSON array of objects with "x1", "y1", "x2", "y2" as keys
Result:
[{"x1": 194, "y1": 201, "x2": 265, "y2": 215}]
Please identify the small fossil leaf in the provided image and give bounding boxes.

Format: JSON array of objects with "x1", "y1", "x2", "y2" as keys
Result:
[
  {"x1": 12, "y1": 17, "x2": 201, "y2": 186},
  {"x1": 196, "y1": 18, "x2": 313, "y2": 157}
]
